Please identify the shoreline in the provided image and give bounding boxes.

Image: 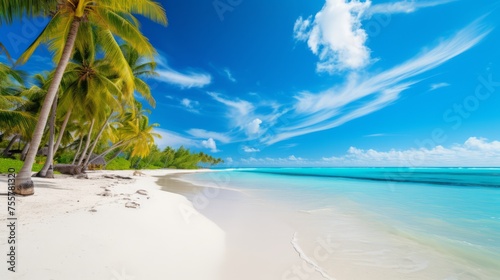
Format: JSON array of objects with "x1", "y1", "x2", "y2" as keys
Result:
[
  {"x1": 170, "y1": 170, "x2": 500, "y2": 280},
  {"x1": 157, "y1": 172, "x2": 303, "y2": 280},
  {"x1": 1, "y1": 168, "x2": 499, "y2": 279}
]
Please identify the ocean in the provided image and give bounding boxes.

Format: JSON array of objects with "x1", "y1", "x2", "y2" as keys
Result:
[{"x1": 176, "y1": 168, "x2": 500, "y2": 279}]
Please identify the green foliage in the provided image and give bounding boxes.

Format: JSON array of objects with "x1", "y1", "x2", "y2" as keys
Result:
[
  {"x1": 127, "y1": 145, "x2": 224, "y2": 170},
  {"x1": 0, "y1": 158, "x2": 43, "y2": 173},
  {"x1": 106, "y1": 157, "x2": 131, "y2": 170},
  {"x1": 56, "y1": 151, "x2": 75, "y2": 164}
]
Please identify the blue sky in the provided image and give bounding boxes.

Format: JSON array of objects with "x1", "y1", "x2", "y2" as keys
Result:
[{"x1": 2, "y1": 0, "x2": 500, "y2": 167}]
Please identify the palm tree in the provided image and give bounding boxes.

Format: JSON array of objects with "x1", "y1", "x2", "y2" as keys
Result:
[
  {"x1": 19, "y1": 71, "x2": 59, "y2": 177},
  {"x1": 3, "y1": 0, "x2": 167, "y2": 195},
  {"x1": 122, "y1": 114, "x2": 161, "y2": 159},
  {"x1": 57, "y1": 43, "x2": 123, "y2": 168},
  {"x1": 89, "y1": 105, "x2": 160, "y2": 165},
  {"x1": 81, "y1": 44, "x2": 159, "y2": 169}
]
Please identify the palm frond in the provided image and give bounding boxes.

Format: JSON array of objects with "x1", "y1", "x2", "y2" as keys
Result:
[
  {"x1": 16, "y1": 11, "x2": 69, "y2": 65},
  {"x1": 99, "y1": 0, "x2": 167, "y2": 26},
  {"x1": 134, "y1": 77, "x2": 155, "y2": 107},
  {"x1": 92, "y1": 8, "x2": 155, "y2": 57},
  {"x1": 0, "y1": 0, "x2": 56, "y2": 25}
]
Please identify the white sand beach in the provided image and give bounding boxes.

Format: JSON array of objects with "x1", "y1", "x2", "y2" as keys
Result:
[
  {"x1": 2, "y1": 169, "x2": 499, "y2": 280},
  {"x1": 0, "y1": 170, "x2": 225, "y2": 280}
]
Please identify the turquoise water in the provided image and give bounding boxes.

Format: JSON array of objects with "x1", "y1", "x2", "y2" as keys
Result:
[{"x1": 184, "y1": 167, "x2": 500, "y2": 273}]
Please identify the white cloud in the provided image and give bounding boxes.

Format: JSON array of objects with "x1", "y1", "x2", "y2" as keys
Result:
[
  {"x1": 224, "y1": 68, "x2": 236, "y2": 82},
  {"x1": 180, "y1": 98, "x2": 200, "y2": 114},
  {"x1": 202, "y1": 138, "x2": 219, "y2": 152},
  {"x1": 429, "y1": 82, "x2": 451, "y2": 91},
  {"x1": 265, "y1": 18, "x2": 491, "y2": 145},
  {"x1": 240, "y1": 155, "x2": 308, "y2": 166},
  {"x1": 180, "y1": 98, "x2": 200, "y2": 113},
  {"x1": 154, "y1": 128, "x2": 198, "y2": 149},
  {"x1": 238, "y1": 137, "x2": 500, "y2": 167},
  {"x1": 243, "y1": 146, "x2": 260, "y2": 153},
  {"x1": 367, "y1": 0, "x2": 455, "y2": 16},
  {"x1": 294, "y1": 0, "x2": 455, "y2": 74},
  {"x1": 187, "y1": 128, "x2": 231, "y2": 143},
  {"x1": 155, "y1": 69, "x2": 211, "y2": 89},
  {"x1": 322, "y1": 137, "x2": 500, "y2": 167},
  {"x1": 207, "y1": 92, "x2": 282, "y2": 141},
  {"x1": 208, "y1": 92, "x2": 254, "y2": 116},
  {"x1": 181, "y1": 98, "x2": 192, "y2": 108},
  {"x1": 288, "y1": 155, "x2": 303, "y2": 161},
  {"x1": 226, "y1": 157, "x2": 234, "y2": 163},
  {"x1": 153, "y1": 53, "x2": 211, "y2": 88},
  {"x1": 246, "y1": 118, "x2": 262, "y2": 136},
  {"x1": 294, "y1": 0, "x2": 371, "y2": 73},
  {"x1": 280, "y1": 143, "x2": 298, "y2": 149},
  {"x1": 365, "y1": 133, "x2": 386, "y2": 137}
]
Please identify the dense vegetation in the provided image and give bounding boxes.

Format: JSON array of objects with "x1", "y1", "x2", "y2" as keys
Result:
[
  {"x1": 0, "y1": 2, "x2": 222, "y2": 190},
  {"x1": 53, "y1": 145, "x2": 223, "y2": 170}
]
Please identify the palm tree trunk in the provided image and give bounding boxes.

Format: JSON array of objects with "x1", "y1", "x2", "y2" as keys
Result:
[
  {"x1": 53, "y1": 106, "x2": 73, "y2": 155},
  {"x1": 72, "y1": 136, "x2": 84, "y2": 165},
  {"x1": 105, "y1": 148, "x2": 124, "y2": 167},
  {"x1": 15, "y1": 17, "x2": 82, "y2": 195},
  {"x1": 83, "y1": 111, "x2": 113, "y2": 168},
  {"x1": 93, "y1": 140, "x2": 127, "y2": 161},
  {"x1": 36, "y1": 97, "x2": 57, "y2": 178},
  {"x1": 77, "y1": 119, "x2": 95, "y2": 166},
  {"x1": 2, "y1": 134, "x2": 20, "y2": 157},
  {"x1": 21, "y1": 142, "x2": 30, "y2": 161}
]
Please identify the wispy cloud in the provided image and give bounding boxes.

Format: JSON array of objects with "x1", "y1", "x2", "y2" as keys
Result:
[
  {"x1": 367, "y1": 0, "x2": 456, "y2": 16},
  {"x1": 155, "y1": 69, "x2": 211, "y2": 89},
  {"x1": 187, "y1": 128, "x2": 232, "y2": 143},
  {"x1": 207, "y1": 91, "x2": 256, "y2": 135},
  {"x1": 265, "y1": 18, "x2": 492, "y2": 145},
  {"x1": 429, "y1": 82, "x2": 451, "y2": 91},
  {"x1": 322, "y1": 137, "x2": 500, "y2": 167},
  {"x1": 243, "y1": 146, "x2": 260, "y2": 153},
  {"x1": 207, "y1": 92, "x2": 285, "y2": 141},
  {"x1": 280, "y1": 143, "x2": 299, "y2": 149},
  {"x1": 154, "y1": 128, "x2": 198, "y2": 149},
  {"x1": 153, "y1": 53, "x2": 212, "y2": 88},
  {"x1": 364, "y1": 133, "x2": 387, "y2": 137},
  {"x1": 224, "y1": 68, "x2": 236, "y2": 82}
]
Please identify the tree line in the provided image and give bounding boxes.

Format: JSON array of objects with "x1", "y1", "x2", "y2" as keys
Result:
[{"x1": 0, "y1": 1, "x2": 221, "y2": 196}]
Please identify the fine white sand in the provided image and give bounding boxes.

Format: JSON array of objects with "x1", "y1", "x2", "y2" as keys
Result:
[
  {"x1": 162, "y1": 172, "x2": 500, "y2": 280},
  {"x1": 3, "y1": 169, "x2": 498, "y2": 280},
  {"x1": 0, "y1": 169, "x2": 225, "y2": 280}
]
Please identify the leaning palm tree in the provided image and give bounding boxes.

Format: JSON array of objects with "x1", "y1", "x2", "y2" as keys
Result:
[
  {"x1": 123, "y1": 114, "x2": 161, "y2": 159},
  {"x1": 53, "y1": 40, "x2": 122, "y2": 171},
  {"x1": 81, "y1": 44, "x2": 159, "y2": 168},
  {"x1": 89, "y1": 105, "x2": 160, "y2": 164},
  {"x1": 4, "y1": 0, "x2": 167, "y2": 195}
]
